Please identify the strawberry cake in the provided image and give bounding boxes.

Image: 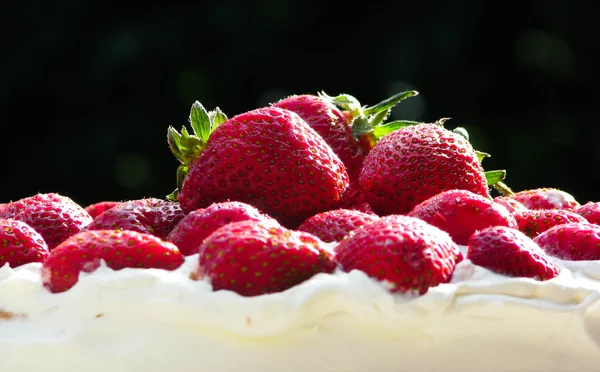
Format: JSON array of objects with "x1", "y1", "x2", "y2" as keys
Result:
[
  {"x1": 2, "y1": 243, "x2": 600, "y2": 371},
  {"x1": 2, "y1": 92, "x2": 600, "y2": 371}
]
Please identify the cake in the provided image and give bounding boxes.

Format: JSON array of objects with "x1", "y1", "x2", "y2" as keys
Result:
[
  {"x1": 2, "y1": 247, "x2": 600, "y2": 372},
  {"x1": 2, "y1": 92, "x2": 599, "y2": 371}
]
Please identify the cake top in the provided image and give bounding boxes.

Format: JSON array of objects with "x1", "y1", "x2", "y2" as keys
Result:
[{"x1": 1, "y1": 90, "x2": 599, "y2": 302}]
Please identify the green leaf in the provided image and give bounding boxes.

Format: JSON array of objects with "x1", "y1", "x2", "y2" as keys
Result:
[
  {"x1": 363, "y1": 90, "x2": 418, "y2": 117},
  {"x1": 369, "y1": 108, "x2": 390, "y2": 128},
  {"x1": 319, "y1": 91, "x2": 361, "y2": 108},
  {"x1": 178, "y1": 127, "x2": 205, "y2": 163},
  {"x1": 452, "y1": 126, "x2": 469, "y2": 140},
  {"x1": 484, "y1": 170, "x2": 506, "y2": 186},
  {"x1": 176, "y1": 164, "x2": 188, "y2": 189},
  {"x1": 167, "y1": 126, "x2": 186, "y2": 164},
  {"x1": 166, "y1": 164, "x2": 189, "y2": 201},
  {"x1": 492, "y1": 181, "x2": 515, "y2": 196},
  {"x1": 372, "y1": 120, "x2": 422, "y2": 139},
  {"x1": 433, "y1": 117, "x2": 451, "y2": 126},
  {"x1": 189, "y1": 101, "x2": 212, "y2": 141},
  {"x1": 166, "y1": 189, "x2": 179, "y2": 201},
  {"x1": 209, "y1": 107, "x2": 228, "y2": 131},
  {"x1": 320, "y1": 92, "x2": 363, "y2": 118},
  {"x1": 475, "y1": 150, "x2": 491, "y2": 163}
]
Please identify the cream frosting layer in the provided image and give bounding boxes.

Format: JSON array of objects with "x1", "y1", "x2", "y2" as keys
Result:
[{"x1": 2, "y1": 249, "x2": 600, "y2": 372}]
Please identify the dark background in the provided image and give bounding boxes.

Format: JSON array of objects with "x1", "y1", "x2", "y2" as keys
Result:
[{"x1": 1, "y1": 1, "x2": 597, "y2": 208}]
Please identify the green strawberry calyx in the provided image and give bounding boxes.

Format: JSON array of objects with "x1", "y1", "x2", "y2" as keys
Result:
[
  {"x1": 319, "y1": 90, "x2": 419, "y2": 152},
  {"x1": 166, "y1": 101, "x2": 228, "y2": 201}
]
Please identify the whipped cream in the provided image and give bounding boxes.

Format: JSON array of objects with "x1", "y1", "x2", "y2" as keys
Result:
[{"x1": 2, "y1": 247, "x2": 600, "y2": 372}]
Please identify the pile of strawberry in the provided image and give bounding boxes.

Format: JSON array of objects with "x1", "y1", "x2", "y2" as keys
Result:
[{"x1": 2, "y1": 90, "x2": 600, "y2": 297}]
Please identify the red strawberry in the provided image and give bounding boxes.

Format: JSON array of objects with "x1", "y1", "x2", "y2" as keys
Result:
[
  {"x1": 407, "y1": 189, "x2": 517, "y2": 245},
  {"x1": 358, "y1": 123, "x2": 492, "y2": 216},
  {"x1": 136, "y1": 198, "x2": 185, "y2": 238},
  {"x1": 273, "y1": 92, "x2": 419, "y2": 214},
  {"x1": 86, "y1": 198, "x2": 184, "y2": 239},
  {"x1": 196, "y1": 219, "x2": 336, "y2": 296},
  {"x1": 348, "y1": 201, "x2": 376, "y2": 215},
  {"x1": 296, "y1": 208, "x2": 379, "y2": 243},
  {"x1": 514, "y1": 209, "x2": 587, "y2": 238},
  {"x1": 575, "y1": 201, "x2": 600, "y2": 225},
  {"x1": 338, "y1": 181, "x2": 374, "y2": 213},
  {"x1": 271, "y1": 91, "x2": 417, "y2": 181},
  {"x1": 272, "y1": 94, "x2": 362, "y2": 181},
  {"x1": 0, "y1": 193, "x2": 92, "y2": 250},
  {"x1": 467, "y1": 226, "x2": 559, "y2": 280},
  {"x1": 167, "y1": 201, "x2": 274, "y2": 256},
  {"x1": 169, "y1": 104, "x2": 349, "y2": 228},
  {"x1": 42, "y1": 229, "x2": 184, "y2": 293},
  {"x1": 493, "y1": 196, "x2": 528, "y2": 215},
  {"x1": 334, "y1": 214, "x2": 460, "y2": 295},
  {"x1": 534, "y1": 222, "x2": 600, "y2": 261},
  {"x1": 86, "y1": 201, "x2": 155, "y2": 236},
  {"x1": 0, "y1": 219, "x2": 49, "y2": 268},
  {"x1": 34, "y1": 193, "x2": 81, "y2": 206},
  {"x1": 84, "y1": 201, "x2": 122, "y2": 219},
  {"x1": 508, "y1": 188, "x2": 579, "y2": 211}
]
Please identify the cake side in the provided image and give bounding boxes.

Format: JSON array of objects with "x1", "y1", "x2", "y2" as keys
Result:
[{"x1": 2, "y1": 253, "x2": 600, "y2": 372}]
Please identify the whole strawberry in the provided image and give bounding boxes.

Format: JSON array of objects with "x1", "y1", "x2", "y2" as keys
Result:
[
  {"x1": 42, "y1": 229, "x2": 185, "y2": 293},
  {"x1": 358, "y1": 123, "x2": 492, "y2": 216},
  {"x1": 575, "y1": 201, "x2": 600, "y2": 225},
  {"x1": 467, "y1": 226, "x2": 559, "y2": 280},
  {"x1": 296, "y1": 208, "x2": 379, "y2": 243},
  {"x1": 493, "y1": 196, "x2": 528, "y2": 215},
  {"x1": 0, "y1": 193, "x2": 92, "y2": 250},
  {"x1": 334, "y1": 215, "x2": 460, "y2": 295},
  {"x1": 84, "y1": 201, "x2": 122, "y2": 219},
  {"x1": 138, "y1": 198, "x2": 185, "y2": 238},
  {"x1": 86, "y1": 201, "x2": 155, "y2": 236},
  {"x1": 169, "y1": 104, "x2": 349, "y2": 228},
  {"x1": 0, "y1": 219, "x2": 49, "y2": 268},
  {"x1": 272, "y1": 91, "x2": 417, "y2": 181},
  {"x1": 196, "y1": 219, "x2": 336, "y2": 296},
  {"x1": 167, "y1": 201, "x2": 274, "y2": 256},
  {"x1": 534, "y1": 222, "x2": 600, "y2": 261},
  {"x1": 407, "y1": 189, "x2": 517, "y2": 245},
  {"x1": 274, "y1": 92, "x2": 419, "y2": 213},
  {"x1": 272, "y1": 94, "x2": 363, "y2": 181},
  {"x1": 508, "y1": 188, "x2": 579, "y2": 211},
  {"x1": 514, "y1": 209, "x2": 587, "y2": 238},
  {"x1": 86, "y1": 198, "x2": 184, "y2": 239}
]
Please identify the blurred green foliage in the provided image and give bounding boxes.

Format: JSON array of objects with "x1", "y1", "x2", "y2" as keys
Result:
[{"x1": 1, "y1": 0, "x2": 597, "y2": 206}]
